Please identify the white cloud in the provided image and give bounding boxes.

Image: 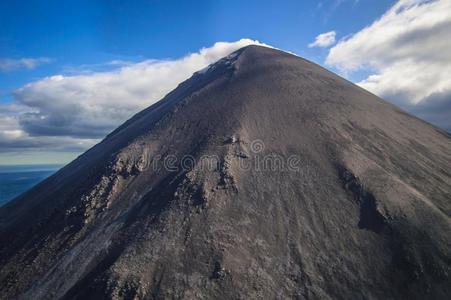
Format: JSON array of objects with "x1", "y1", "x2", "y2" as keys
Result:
[
  {"x1": 326, "y1": 0, "x2": 451, "y2": 130},
  {"x1": 0, "y1": 103, "x2": 97, "y2": 152},
  {"x1": 309, "y1": 31, "x2": 337, "y2": 48},
  {"x1": 0, "y1": 39, "x2": 269, "y2": 154},
  {"x1": 327, "y1": 0, "x2": 451, "y2": 103},
  {"x1": 0, "y1": 57, "x2": 52, "y2": 71}
]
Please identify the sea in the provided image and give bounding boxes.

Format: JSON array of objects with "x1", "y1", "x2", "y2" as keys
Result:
[{"x1": 0, "y1": 164, "x2": 63, "y2": 207}]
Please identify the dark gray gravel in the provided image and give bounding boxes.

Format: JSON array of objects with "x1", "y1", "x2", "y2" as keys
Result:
[{"x1": 0, "y1": 45, "x2": 450, "y2": 299}]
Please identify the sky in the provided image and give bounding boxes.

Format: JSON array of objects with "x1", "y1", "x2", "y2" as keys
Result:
[{"x1": 0, "y1": 0, "x2": 450, "y2": 165}]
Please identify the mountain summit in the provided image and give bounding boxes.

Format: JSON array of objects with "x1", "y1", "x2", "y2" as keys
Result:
[{"x1": 1, "y1": 45, "x2": 450, "y2": 299}]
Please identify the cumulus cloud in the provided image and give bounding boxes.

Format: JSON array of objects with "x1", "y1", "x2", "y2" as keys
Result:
[
  {"x1": 326, "y1": 0, "x2": 451, "y2": 130},
  {"x1": 0, "y1": 57, "x2": 52, "y2": 71},
  {"x1": 309, "y1": 31, "x2": 337, "y2": 48},
  {"x1": 0, "y1": 39, "x2": 268, "y2": 154},
  {"x1": 0, "y1": 102, "x2": 97, "y2": 153},
  {"x1": 409, "y1": 89, "x2": 451, "y2": 132}
]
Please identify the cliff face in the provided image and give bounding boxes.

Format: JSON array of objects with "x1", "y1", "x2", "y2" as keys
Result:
[{"x1": 1, "y1": 45, "x2": 450, "y2": 299}]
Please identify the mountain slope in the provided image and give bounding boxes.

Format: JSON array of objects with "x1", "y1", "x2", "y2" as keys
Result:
[{"x1": 0, "y1": 45, "x2": 450, "y2": 299}]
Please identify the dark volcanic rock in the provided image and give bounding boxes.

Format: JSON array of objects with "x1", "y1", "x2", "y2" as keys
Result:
[{"x1": 0, "y1": 46, "x2": 450, "y2": 299}]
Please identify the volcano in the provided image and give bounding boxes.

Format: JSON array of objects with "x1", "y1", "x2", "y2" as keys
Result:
[{"x1": 1, "y1": 45, "x2": 450, "y2": 299}]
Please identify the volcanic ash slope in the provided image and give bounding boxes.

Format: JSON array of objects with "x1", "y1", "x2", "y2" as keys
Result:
[{"x1": 0, "y1": 45, "x2": 450, "y2": 299}]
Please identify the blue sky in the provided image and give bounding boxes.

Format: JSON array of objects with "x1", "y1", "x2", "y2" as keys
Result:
[
  {"x1": 0, "y1": 0, "x2": 393, "y2": 96},
  {"x1": 1, "y1": 0, "x2": 450, "y2": 164}
]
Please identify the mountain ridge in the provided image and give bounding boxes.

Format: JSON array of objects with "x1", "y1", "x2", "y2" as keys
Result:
[{"x1": 0, "y1": 45, "x2": 450, "y2": 299}]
